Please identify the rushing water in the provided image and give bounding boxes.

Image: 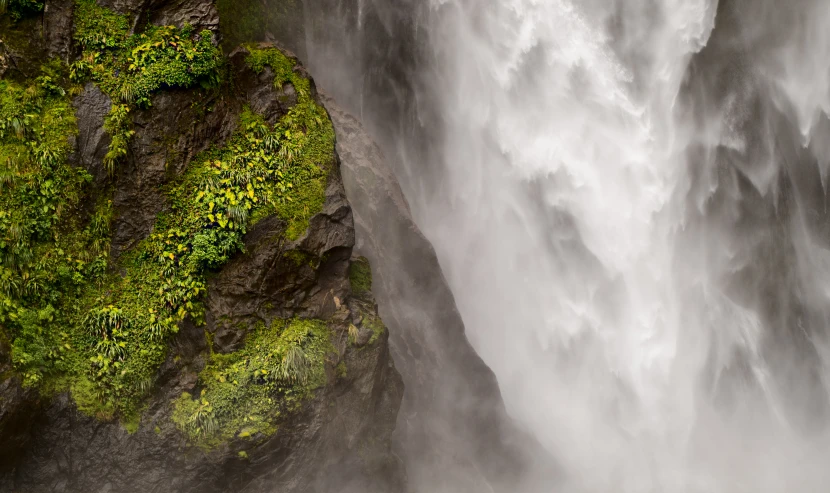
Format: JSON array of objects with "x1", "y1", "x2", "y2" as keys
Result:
[
  {"x1": 408, "y1": 1, "x2": 830, "y2": 491},
  {"x1": 298, "y1": 0, "x2": 830, "y2": 491}
]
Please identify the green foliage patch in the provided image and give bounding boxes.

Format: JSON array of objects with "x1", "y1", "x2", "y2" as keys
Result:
[
  {"x1": 52, "y1": 95, "x2": 333, "y2": 419},
  {"x1": 2, "y1": 23, "x2": 336, "y2": 428},
  {"x1": 348, "y1": 257, "x2": 372, "y2": 297},
  {"x1": 71, "y1": 0, "x2": 223, "y2": 173},
  {"x1": 244, "y1": 46, "x2": 334, "y2": 239},
  {"x1": 0, "y1": 63, "x2": 112, "y2": 389},
  {"x1": 172, "y1": 318, "x2": 332, "y2": 448}
]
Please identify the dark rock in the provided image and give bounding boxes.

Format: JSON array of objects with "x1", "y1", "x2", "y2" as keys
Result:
[
  {"x1": 228, "y1": 44, "x2": 304, "y2": 125},
  {"x1": 146, "y1": 0, "x2": 220, "y2": 33},
  {"x1": 71, "y1": 83, "x2": 113, "y2": 186},
  {"x1": 0, "y1": 0, "x2": 74, "y2": 79},
  {"x1": 97, "y1": 0, "x2": 219, "y2": 35},
  {"x1": 354, "y1": 326, "x2": 373, "y2": 347},
  {"x1": 0, "y1": 38, "x2": 9, "y2": 77},
  {"x1": 218, "y1": 325, "x2": 406, "y2": 493},
  {"x1": 109, "y1": 86, "x2": 232, "y2": 256},
  {"x1": 204, "y1": 163, "x2": 354, "y2": 353},
  {"x1": 0, "y1": 336, "x2": 42, "y2": 474},
  {"x1": 110, "y1": 44, "x2": 308, "y2": 258},
  {"x1": 0, "y1": 15, "x2": 49, "y2": 81},
  {"x1": 97, "y1": 0, "x2": 146, "y2": 15},
  {"x1": 5, "y1": 308, "x2": 404, "y2": 493},
  {"x1": 44, "y1": 0, "x2": 74, "y2": 62}
]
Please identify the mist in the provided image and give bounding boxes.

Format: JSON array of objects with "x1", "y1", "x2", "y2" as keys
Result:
[{"x1": 287, "y1": 0, "x2": 830, "y2": 491}]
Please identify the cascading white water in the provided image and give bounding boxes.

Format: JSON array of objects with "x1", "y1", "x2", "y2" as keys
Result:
[{"x1": 393, "y1": 0, "x2": 830, "y2": 491}]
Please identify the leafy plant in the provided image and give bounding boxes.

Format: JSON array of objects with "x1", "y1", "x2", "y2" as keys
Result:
[
  {"x1": 102, "y1": 104, "x2": 134, "y2": 174},
  {"x1": 0, "y1": 64, "x2": 105, "y2": 387}
]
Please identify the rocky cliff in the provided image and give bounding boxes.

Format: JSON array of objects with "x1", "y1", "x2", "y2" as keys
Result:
[{"x1": 0, "y1": 1, "x2": 405, "y2": 491}]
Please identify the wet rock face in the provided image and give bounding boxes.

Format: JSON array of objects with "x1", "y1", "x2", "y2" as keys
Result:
[
  {"x1": 109, "y1": 86, "x2": 232, "y2": 256},
  {"x1": 44, "y1": 0, "x2": 75, "y2": 61},
  {"x1": 0, "y1": 2, "x2": 405, "y2": 492}
]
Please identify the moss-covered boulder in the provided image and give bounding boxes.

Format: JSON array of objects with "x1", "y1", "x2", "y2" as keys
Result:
[{"x1": 0, "y1": 1, "x2": 405, "y2": 491}]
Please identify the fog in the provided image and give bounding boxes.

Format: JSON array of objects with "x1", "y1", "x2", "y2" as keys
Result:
[{"x1": 290, "y1": 0, "x2": 830, "y2": 491}]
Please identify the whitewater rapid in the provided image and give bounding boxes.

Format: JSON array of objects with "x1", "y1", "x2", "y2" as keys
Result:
[{"x1": 396, "y1": 0, "x2": 830, "y2": 491}]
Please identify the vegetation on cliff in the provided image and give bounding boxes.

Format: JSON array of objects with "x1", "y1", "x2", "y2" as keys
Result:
[
  {"x1": 1, "y1": 1, "x2": 336, "y2": 434},
  {"x1": 348, "y1": 256, "x2": 372, "y2": 297},
  {"x1": 172, "y1": 318, "x2": 332, "y2": 448},
  {"x1": 0, "y1": 62, "x2": 106, "y2": 389},
  {"x1": 71, "y1": 0, "x2": 223, "y2": 172}
]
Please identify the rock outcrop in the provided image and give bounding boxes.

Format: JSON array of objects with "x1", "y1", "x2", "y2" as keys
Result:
[{"x1": 0, "y1": 2, "x2": 405, "y2": 492}]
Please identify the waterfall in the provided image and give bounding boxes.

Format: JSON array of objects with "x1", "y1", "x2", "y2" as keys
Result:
[
  {"x1": 298, "y1": 0, "x2": 830, "y2": 491},
  {"x1": 407, "y1": 0, "x2": 830, "y2": 491}
]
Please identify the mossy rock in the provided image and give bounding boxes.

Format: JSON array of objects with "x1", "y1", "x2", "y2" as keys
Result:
[{"x1": 349, "y1": 256, "x2": 372, "y2": 297}]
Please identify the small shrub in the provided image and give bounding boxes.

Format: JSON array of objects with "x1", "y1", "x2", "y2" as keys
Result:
[{"x1": 102, "y1": 104, "x2": 134, "y2": 174}]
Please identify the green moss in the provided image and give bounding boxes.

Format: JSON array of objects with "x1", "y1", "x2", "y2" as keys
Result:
[
  {"x1": 71, "y1": 0, "x2": 129, "y2": 50},
  {"x1": 336, "y1": 361, "x2": 347, "y2": 379},
  {"x1": 349, "y1": 257, "x2": 372, "y2": 297},
  {"x1": 71, "y1": 376, "x2": 113, "y2": 418},
  {"x1": 172, "y1": 318, "x2": 333, "y2": 448},
  {"x1": 0, "y1": 64, "x2": 104, "y2": 388},
  {"x1": 122, "y1": 408, "x2": 141, "y2": 434},
  {"x1": 284, "y1": 250, "x2": 320, "y2": 269}
]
